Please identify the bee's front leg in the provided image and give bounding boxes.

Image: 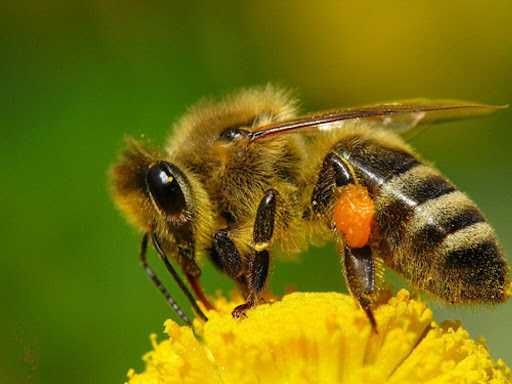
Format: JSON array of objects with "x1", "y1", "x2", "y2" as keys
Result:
[
  {"x1": 212, "y1": 229, "x2": 243, "y2": 280},
  {"x1": 232, "y1": 189, "x2": 278, "y2": 319},
  {"x1": 211, "y1": 229, "x2": 253, "y2": 296}
]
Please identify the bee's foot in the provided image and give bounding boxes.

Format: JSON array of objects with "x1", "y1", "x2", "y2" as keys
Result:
[{"x1": 231, "y1": 302, "x2": 254, "y2": 319}]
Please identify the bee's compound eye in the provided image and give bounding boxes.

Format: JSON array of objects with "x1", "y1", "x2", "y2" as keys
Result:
[
  {"x1": 146, "y1": 162, "x2": 186, "y2": 215},
  {"x1": 219, "y1": 127, "x2": 250, "y2": 141}
]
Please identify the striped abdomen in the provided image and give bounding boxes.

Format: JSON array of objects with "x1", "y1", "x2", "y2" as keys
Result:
[{"x1": 335, "y1": 135, "x2": 508, "y2": 304}]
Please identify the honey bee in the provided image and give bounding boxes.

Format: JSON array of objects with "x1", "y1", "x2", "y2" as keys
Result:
[{"x1": 110, "y1": 85, "x2": 509, "y2": 327}]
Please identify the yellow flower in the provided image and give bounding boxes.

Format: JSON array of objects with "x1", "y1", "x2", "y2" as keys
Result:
[{"x1": 127, "y1": 290, "x2": 511, "y2": 384}]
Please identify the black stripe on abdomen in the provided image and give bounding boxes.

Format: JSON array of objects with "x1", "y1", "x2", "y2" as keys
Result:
[
  {"x1": 443, "y1": 239, "x2": 507, "y2": 302},
  {"x1": 405, "y1": 175, "x2": 456, "y2": 205},
  {"x1": 411, "y1": 206, "x2": 485, "y2": 256},
  {"x1": 337, "y1": 139, "x2": 420, "y2": 190},
  {"x1": 376, "y1": 169, "x2": 457, "y2": 250},
  {"x1": 445, "y1": 240, "x2": 499, "y2": 269}
]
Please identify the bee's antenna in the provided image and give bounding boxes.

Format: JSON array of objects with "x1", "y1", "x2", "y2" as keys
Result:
[
  {"x1": 138, "y1": 233, "x2": 193, "y2": 325},
  {"x1": 150, "y1": 233, "x2": 209, "y2": 322}
]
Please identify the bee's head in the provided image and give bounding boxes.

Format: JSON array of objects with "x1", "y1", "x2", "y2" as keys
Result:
[{"x1": 110, "y1": 139, "x2": 214, "y2": 259}]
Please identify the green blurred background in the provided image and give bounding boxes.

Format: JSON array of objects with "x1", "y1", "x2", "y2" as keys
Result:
[{"x1": 2, "y1": 1, "x2": 511, "y2": 383}]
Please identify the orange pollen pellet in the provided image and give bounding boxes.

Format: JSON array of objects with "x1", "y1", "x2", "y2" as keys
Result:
[{"x1": 333, "y1": 184, "x2": 375, "y2": 248}]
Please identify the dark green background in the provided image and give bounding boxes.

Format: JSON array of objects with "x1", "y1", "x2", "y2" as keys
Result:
[{"x1": 2, "y1": 1, "x2": 511, "y2": 383}]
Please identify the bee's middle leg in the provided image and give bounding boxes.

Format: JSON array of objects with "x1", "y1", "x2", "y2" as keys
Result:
[
  {"x1": 231, "y1": 250, "x2": 270, "y2": 318},
  {"x1": 211, "y1": 229, "x2": 271, "y2": 317},
  {"x1": 232, "y1": 188, "x2": 278, "y2": 318}
]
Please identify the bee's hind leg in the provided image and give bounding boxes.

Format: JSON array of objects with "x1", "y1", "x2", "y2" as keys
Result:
[
  {"x1": 232, "y1": 189, "x2": 278, "y2": 319},
  {"x1": 311, "y1": 151, "x2": 378, "y2": 329},
  {"x1": 343, "y1": 245, "x2": 378, "y2": 331}
]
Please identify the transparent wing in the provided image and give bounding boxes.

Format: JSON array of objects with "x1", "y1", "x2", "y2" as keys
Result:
[{"x1": 249, "y1": 99, "x2": 507, "y2": 141}]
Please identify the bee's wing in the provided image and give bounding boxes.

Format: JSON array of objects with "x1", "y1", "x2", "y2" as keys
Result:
[{"x1": 249, "y1": 99, "x2": 507, "y2": 141}]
